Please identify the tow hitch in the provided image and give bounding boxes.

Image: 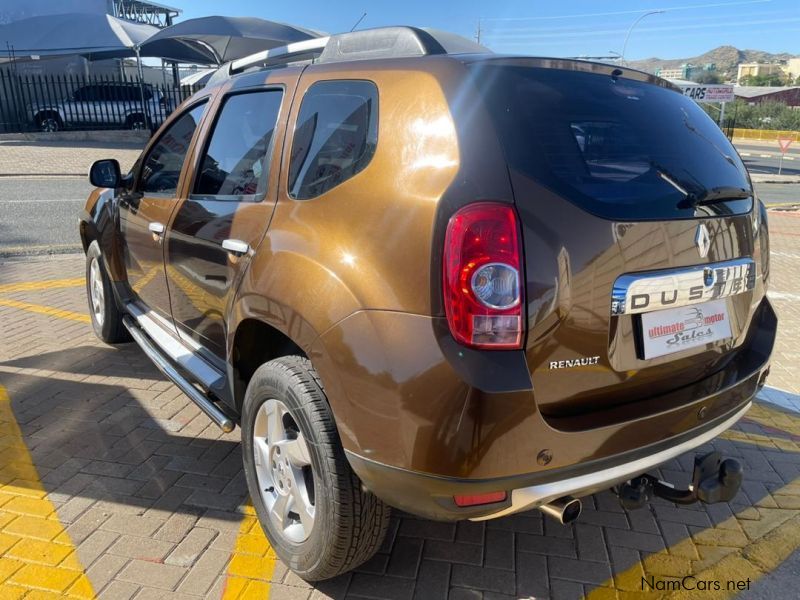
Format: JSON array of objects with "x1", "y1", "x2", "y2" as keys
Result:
[{"x1": 617, "y1": 452, "x2": 743, "y2": 510}]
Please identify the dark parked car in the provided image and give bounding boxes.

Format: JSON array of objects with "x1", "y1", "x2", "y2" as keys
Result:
[{"x1": 79, "y1": 27, "x2": 775, "y2": 580}]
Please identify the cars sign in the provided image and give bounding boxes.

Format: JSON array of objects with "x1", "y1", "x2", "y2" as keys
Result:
[{"x1": 677, "y1": 84, "x2": 735, "y2": 103}]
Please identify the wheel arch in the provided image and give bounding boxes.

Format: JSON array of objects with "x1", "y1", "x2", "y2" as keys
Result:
[
  {"x1": 229, "y1": 317, "x2": 307, "y2": 413},
  {"x1": 227, "y1": 248, "x2": 365, "y2": 417},
  {"x1": 33, "y1": 108, "x2": 64, "y2": 124},
  {"x1": 78, "y1": 214, "x2": 97, "y2": 253}
]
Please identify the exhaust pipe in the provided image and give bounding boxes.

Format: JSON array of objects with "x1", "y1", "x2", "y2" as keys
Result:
[{"x1": 539, "y1": 496, "x2": 582, "y2": 524}]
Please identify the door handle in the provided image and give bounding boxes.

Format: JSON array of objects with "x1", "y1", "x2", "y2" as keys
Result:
[
  {"x1": 222, "y1": 239, "x2": 250, "y2": 257},
  {"x1": 148, "y1": 221, "x2": 165, "y2": 244}
]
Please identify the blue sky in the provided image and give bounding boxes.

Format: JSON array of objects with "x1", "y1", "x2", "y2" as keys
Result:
[{"x1": 179, "y1": 0, "x2": 799, "y2": 60}]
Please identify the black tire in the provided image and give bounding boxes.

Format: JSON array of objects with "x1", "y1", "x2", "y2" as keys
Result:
[
  {"x1": 125, "y1": 114, "x2": 147, "y2": 130},
  {"x1": 36, "y1": 112, "x2": 62, "y2": 132},
  {"x1": 85, "y1": 241, "x2": 129, "y2": 344},
  {"x1": 241, "y1": 356, "x2": 390, "y2": 581}
]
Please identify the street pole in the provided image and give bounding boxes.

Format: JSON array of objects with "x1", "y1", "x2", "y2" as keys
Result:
[
  {"x1": 134, "y1": 46, "x2": 151, "y2": 131},
  {"x1": 621, "y1": 10, "x2": 665, "y2": 65}
]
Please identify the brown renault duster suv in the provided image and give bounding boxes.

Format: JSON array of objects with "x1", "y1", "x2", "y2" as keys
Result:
[{"x1": 80, "y1": 27, "x2": 776, "y2": 580}]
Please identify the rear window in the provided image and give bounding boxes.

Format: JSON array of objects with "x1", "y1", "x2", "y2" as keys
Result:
[{"x1": 470, "y1": 64, "x2": 751, "y2": 220}]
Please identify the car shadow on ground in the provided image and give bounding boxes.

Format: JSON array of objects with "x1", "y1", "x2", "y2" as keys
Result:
[{"x1": 1, "y1": 342, "x2": 799, "y2": 598}]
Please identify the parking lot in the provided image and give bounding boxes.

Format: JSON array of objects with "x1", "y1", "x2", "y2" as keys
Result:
[{"x1": 1, "y1": 145, "x2": 800, "y2": 598}]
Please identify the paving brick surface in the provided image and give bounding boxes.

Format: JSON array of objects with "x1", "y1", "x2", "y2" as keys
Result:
[{"x1": 0, "y1": 211, "x2": 798, "y2": 598}]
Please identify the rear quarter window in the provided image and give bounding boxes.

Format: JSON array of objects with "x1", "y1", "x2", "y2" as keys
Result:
[{"x1": 288, "y1": 80, "x2": 378, "y2": 200}]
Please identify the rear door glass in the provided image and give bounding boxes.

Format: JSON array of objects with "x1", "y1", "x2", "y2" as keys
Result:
[{"x1": 469, "y1": 63, "x2": 751, "y2": 220}]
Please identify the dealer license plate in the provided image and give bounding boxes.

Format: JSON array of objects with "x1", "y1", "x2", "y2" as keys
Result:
[{"x1": 640, "y1": 299, "x2": 732, "y2": 360}]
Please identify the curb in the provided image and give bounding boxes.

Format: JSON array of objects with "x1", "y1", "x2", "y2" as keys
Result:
[
  {"x1": 0, "y1": 173, "x2": 86, "y2": 178},
  {"x1": 0, "y1": 130, "x2": 150, "y2": 144},
  {"x1": 751, "y1": 175, "x2": 800, "y2": 184}
]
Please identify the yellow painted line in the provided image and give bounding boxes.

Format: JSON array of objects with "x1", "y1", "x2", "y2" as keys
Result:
[
  {"x1": 222, "y1": 502, "x2": 276, "y2": 598},
  {"x1": 0, "y1": 385, "x2": 96, "y2": 597},
  {"x1": 586, "y1": 406, "x2": 800, "y2": 599},
  {"x1": 130, "y1": 265, "x2": 160, "y2": 295},
  {"x1": 166, "y1": 264, "x2": 224, "y2": 313},
  {"x1": 0, "y1": 278, "x2": 85, "y2": 295},
  {"x1": 0, "y1": 298, "x2": 90, "y2": 324}
]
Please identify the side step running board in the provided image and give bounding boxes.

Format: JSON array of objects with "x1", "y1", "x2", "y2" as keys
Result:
[{"x1": 123, "y1": 316, "x2": 235, "y2": 433}]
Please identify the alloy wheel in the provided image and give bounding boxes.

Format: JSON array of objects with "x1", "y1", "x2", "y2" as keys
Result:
[
  {"x1": 252, "y1": 398, "x2": 316, "y2": 543},
  {"x1": 89, "y1": 257, "x2": 105, "y2": 327}
]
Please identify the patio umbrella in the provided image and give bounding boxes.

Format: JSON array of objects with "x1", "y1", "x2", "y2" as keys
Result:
[
  {"x1": 0, "y1": 12, "x2": 215, "y2": 64},
  {"x1": 141, "y1": 16, "x2": 324, "y2": 65}
]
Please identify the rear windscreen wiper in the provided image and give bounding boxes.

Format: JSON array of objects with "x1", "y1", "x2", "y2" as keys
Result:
[{"x1": 678, "y1": 186, "x2": 751, "y2": 209}]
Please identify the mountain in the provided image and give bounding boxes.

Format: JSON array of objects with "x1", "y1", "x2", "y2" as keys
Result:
[{"x1": 627, "y1": 46, "x2": 798, "y2": 78}]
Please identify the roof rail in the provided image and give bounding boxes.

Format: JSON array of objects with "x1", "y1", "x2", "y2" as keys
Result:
[
  {"x1": 229, "y1": 37, "x2": 330, "y2": 74},
  {"x1": 210, "y1": 26, "x2": 490, "y2": 84}
]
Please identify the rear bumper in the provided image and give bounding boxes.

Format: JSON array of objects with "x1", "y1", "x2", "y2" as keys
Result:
[
  {"x1": 343, "y1": 298, "x2": 775, "y2": 521},
  {"x1": 349, "y1": 396, "x2": 754, "y2": 521}
]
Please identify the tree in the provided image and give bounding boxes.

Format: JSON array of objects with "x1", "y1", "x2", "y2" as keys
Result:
[
  {"x1": 739, "y1": 73, "x2": 789, "y2": 87},
  {"x1": 727, "y1": 99, "x2": 800, "y2": 130},
  {"x1": 692, "y1": 71, "x2": 722, "y2": 84}
]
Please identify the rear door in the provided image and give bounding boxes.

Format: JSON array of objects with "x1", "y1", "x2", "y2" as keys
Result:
[
  {"x1": 165, "y1": 69, "x2": 298, "y2": 363},
  {"x1": 469, "y1": 60, "x2": 759, "y2": 418}
]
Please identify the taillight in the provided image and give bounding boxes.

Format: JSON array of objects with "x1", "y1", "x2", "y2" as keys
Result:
[{"x1": 443, "y1": 202, "x2": 524, "y2": 349}]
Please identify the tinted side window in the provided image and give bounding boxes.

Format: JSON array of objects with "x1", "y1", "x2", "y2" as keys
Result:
[
  {"x1": 288, "y1": 80, "x2": 378, "y2": 200},
  {"x1": 139, "y1": 102, "x2": 206, "y2": 195},
  {"x1": 75, "y1": 86, "x2": 96, "y2": 102},
  {"x1": 193, "y1": 90, "x2": 283, "y2": 200}
]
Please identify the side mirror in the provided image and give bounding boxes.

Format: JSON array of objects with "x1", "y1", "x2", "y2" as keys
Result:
[{"x1": 89, "y1": 159, "x2": 121, "y2": 188}]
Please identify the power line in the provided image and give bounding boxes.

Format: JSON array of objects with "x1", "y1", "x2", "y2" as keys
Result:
[
  {"x1": 479, "y1": 0, "x2": 772, "y2": 22},
  {"x1": 483, "y1": 16, "x2": 800, "y2": 42},
  {"x1": 491, "y1": 24, "x2": 800, "y2": 50},
  {"x1": 480, "y1": 8, "x2": 794, "y2": 36}
]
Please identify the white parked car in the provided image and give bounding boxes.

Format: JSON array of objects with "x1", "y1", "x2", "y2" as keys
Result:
[{"x1": 29, "y1": 83, "x2": 172, "y2": 132}]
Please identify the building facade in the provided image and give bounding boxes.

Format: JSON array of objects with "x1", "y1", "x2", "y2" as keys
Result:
[
  {"x1": 656, "y1": 63, "x2": 716, "y2": 81},
  {"x1": 736, "y1": 62, "x2": 785, "y2": 84},
  {"x1": 734, "y1": 86, "x2": 800, "y2": 107}
]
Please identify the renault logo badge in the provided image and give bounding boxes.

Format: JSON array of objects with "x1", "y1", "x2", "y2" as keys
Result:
[{"x1": 695, "y1": 224, "x2": 711, "y2": 258}]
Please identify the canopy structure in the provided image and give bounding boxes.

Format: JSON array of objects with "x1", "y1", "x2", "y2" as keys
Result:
[
  {"x1": 0, "y1": 12, "x2": 214, "y2": 64},
  {"x1": 142, "y1": 16, "x2": 324, "y2": 65},
  {"x1": 0, "y1": 12, "x2": 213, "y2": 129},
  {"x1": 0, "y1": 13, "x2": 156, "y2": 59}
]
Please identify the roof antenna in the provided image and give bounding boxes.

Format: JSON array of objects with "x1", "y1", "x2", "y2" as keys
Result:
[{"x1": 350, "y1": 12, "x2": 367, "y2": 32}]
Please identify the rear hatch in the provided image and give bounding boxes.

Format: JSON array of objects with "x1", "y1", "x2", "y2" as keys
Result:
[{"x1": 468, "y1": 59, "x2": 760, "y2": 421}]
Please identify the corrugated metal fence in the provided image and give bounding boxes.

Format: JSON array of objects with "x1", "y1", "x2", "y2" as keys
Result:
[{"x1": 0, "y1": 72, "x2": 202, "y2": 134}]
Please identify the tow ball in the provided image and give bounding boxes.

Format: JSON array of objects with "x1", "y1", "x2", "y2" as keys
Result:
[{"x1": 617, "y1": 452, "x2": 743, "y2": 510}]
